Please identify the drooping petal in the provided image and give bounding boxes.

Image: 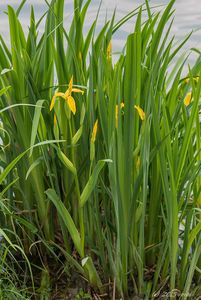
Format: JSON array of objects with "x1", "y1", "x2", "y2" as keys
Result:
[
  {"x1": 67, "y1": 95, "x2": 76, "y2": 114},
  {"x1": 50, "y1": 95, "x2": 56, "y2": 111},
  {"x1": 91, "y1": 119, "x2": 98, "y2": 143},
  {"x1": 134, "y1": 105, "x2": 145, "y2": 121},
  {"x1": 184, "y1": 92, "x2": 192, "y2": 106},
  {"x1": 72, "y1": 88, "x2": 84, "y2": 95},
  {"x1": 50, "y1": 92, "x2": 65, "y2": 111}
]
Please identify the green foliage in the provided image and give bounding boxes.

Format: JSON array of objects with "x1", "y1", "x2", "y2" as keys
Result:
[
  {"x1": 0, "y1": 228, "x2": 31, "y2": 300},
  {"x1": 75, "y1": 289, "x2": 91, "y2": 299},
  {"x1": 0, "y1": 0, "x2": 200, "y2": 298}
]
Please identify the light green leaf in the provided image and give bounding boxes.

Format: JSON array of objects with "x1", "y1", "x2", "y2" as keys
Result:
[{"x1": 0, "y1": 86, "x2": 11, "y2": 97}]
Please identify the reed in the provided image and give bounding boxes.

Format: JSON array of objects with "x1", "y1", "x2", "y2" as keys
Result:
[{"x1": 0, "y1": 0, "x2": 200, "y2": 298}]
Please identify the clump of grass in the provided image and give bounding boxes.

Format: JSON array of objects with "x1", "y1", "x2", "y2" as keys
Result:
[
  {"x1": 0, "y1": 226, "x2": 33, "y2": 300},
  {"x1": 0, "y1": 0, "x2": 201, "y2": 298}
]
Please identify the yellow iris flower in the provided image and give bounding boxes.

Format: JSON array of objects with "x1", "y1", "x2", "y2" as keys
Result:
[
  {"x1": 115, "y1": 103, "x2": 145, "y2": 127},
  {"x1": 50, "y1": 76, "x2": 84, "y2": 114},
  {"x1": 115, "y1": 102, "x2": 125, "y2": 128},
  {"x1": 91, "y1": 120, "x2": 98, "y2": 143},
  {"x1": 185, "y1": 76, "x2": 199, "y2": 84},
  {"x1": 184, "y1": 92, "x2": 192, "y2": 106},
  {"x1": 134, "y1": 105, "x2": 145, "y2": 120}
]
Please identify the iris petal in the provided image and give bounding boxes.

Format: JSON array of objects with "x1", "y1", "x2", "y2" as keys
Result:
[
  {"x1": 50, "y1": 92, "x2": 65, "y2": 111},
  {"x1": 72, "y1": 88, "x2": 84, "y2": 94},
  {"x1": 91, "y1": 119, "x2": 98, "y2": 143},
  {"x1": 184, "y1": 92, "x2": 192, "y2": 106},
  {"x1": 68, "y1": 76, "x2": 73, "y2": 94},
  {"x1": 67, "y1": 95, "x2": 76, "y2": 114},
  {"x1": 134, "y1": 105, "x2": 145, "y2": 121}
]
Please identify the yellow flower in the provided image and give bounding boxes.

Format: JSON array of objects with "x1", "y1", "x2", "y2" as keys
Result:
[
  {"x1": 185, "y1": 77, "x2": 199, "y2": 84},
  {"x1": 184, "y1": 92, "x2": 192, "y2": 106},
  {"x1": 115, "y1": 102, "x2": 124, "y2": 128},
  {"x1": 91, "y1": 119, "x2": 98, "y2": 143},
  {"x1": 54, "y1": 113, "x2": 57, "y2": 126},
  {"x1": 50, "y1": 76, "x2": 84, "y2": 114},
  {"x1": 134, "y1": 105, "x2": 145, "y2": 120}
]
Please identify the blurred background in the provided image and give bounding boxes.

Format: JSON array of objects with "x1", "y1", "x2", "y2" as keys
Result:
[{"x1": 0, "y1": 0, "x2": 201, "y2": 64}]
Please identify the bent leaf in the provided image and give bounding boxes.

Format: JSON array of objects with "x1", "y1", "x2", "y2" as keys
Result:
[
  {"x1": 80, "y1": 160, "x2": 112, "y2": 207},
  {"x1": 57, "y1": 149, "x2": 77, "y2": 175},
  {"x1": 45, "y1": 188, "x2": 83, "y2": 257}
]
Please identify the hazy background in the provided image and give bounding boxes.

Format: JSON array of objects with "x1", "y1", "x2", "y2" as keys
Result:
[{"x1": 0, "y1": 0, "x2": 201, "y2": 63}]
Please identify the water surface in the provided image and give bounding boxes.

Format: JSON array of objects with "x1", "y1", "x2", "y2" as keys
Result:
[{"x1": 0, "y1": 0, "x2": 201, "y2": 63}]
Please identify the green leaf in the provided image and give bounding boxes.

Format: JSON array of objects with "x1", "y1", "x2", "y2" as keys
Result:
[
  {"x1": 0, "y1": 140, "x2": 65, "y2": 184},
  {"x1": 25, "y1": 157, "x2": 43, "y2": 180},
  {"x1": 29, "y1": 99, "x2": 46, "y2": 156},
  {"x1": 72, "y1": 126, "x2": 83, "y2": 145},
  {"x1": 57, "y1": 149, "x2": 77, "y2": 175},
  {"x1": 80, "y1": 160, "x2": 110, "y2": 207},
  {"x1": 45, "y1": 188, "x2": 83, "y2": 257},
  {"x1": 0, "y1": 86, "x2": 11, "y2": 96}
]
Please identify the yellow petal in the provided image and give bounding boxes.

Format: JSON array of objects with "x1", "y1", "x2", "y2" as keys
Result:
[
  {"x1": 64, "y1": 89, "x2": 69, "y2": 98},
  {"x1": 115, "y1": 105, "x2": 119, "y2": 128},
  {"x1": 50, "y1": 94, "x2": 56, "y2": 111},
  {"x1": 50, "y1": 92, "x2": 65, "y2": 111},
  {"x1": 72, "y1": 88, "x2": 84, "y2": 95},
  {"x1": 68, "y1": 76, "x2": 73, "y2": 95},
  {"x1": 134, "y1": 105, "x2": 145, "y2": 120},
  {"x1": 67, "y1": 95, "x2": 76, "y2": 114},
  {"x1": 185, "y1": 77, "x2": 199, "y2": 84},
  {"x1": 91, "y1": 119, "x2": 98, "y2": 143},
  {"x1": 115, "y1": 102, "x2": 124, "y2": 128},
  {"x1": 54, "y1": 113, "x2": 57, "y2": 126},
  {"x1": 184, "y1": 92, "x2": 192, "y2": 106}
]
